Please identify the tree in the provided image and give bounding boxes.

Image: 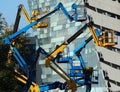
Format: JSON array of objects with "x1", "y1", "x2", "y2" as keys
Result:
[
  {"x1": 0, "y1": 13, "x2": 31, "y2": 92},
  {"x1": 0, "y1": 13, "x2": 24, "y2": 92}
]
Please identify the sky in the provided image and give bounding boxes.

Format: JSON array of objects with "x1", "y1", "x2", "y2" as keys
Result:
[{"x1": 0, "y1": 0, "x2": 32, "y2": 35}]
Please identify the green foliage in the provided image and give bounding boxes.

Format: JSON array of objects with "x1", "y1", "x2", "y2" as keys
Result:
[
  {"x1": 0, "y1": 12, "x2": 37, "y2": 92},
  {"x1": 0, "y1": 13, "x2": 26, "y2": 92},
  {"x1": 0, "y1": 62, "x2": 23, "y2": 92},
  {"x1": 0, "y1": 43, "x2": 23, "y2": 91}
]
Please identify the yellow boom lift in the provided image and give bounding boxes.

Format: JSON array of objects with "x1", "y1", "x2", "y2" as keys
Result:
[{"x1": 13, "y1": 4, "x2": 48, "y2": 33}]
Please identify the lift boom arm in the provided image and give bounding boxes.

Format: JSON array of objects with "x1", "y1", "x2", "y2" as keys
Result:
[
  {"x1": 13, "y1": 4, "x2": 48, "y2": 32},
  {"x1": 45, "y1": 23, "x2": 88, "y2": 91},
  {"x1": 3, "y1": 2, "x2": 89, "y2": 91},
  {"x1": 5, "y1": 2, "x2": 87, "y2": 44},
  {"x1": 15, "y1": 69, "x2": 67, "y2": 92}
]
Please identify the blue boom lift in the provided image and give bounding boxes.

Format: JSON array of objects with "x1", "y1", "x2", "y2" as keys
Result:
[
  {"x1": 50, "y1": 19, "x2": 117, "y2": 91},
  {"x1": 54, "y1": 29, "x2": 100, "y2": 92},
  {"x1": 3, "y1": 1, "x2": 117, "y2": 91},
  {"x1": 45, "y1": 18, "x2": 117, "y2": 91},
  {"x1": 73, "y1": 31, "x2": 100, "y2": 92},
  {"x1": 3, "y1": 2, "x2": 87, "y2": 92}
]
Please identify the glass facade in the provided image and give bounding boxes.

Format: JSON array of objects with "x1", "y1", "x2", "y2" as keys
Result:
[{"x1": 27, "y1": 0, "x2": 107, "y2": 91}]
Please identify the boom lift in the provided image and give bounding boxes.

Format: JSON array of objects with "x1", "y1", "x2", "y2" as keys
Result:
[
  {"x1": 44, "y1": 2, "x2": 116, "y2": 91},
  {"x1": 3, "y1": 2, "x2": 87, "y2": 92},
  {"x1": 13, "y1": 2, "x2": 87, "y2": 33},
  {"x1": 14, "y1": 69, "x2": 67, "y2": 92},
  {"x1": 4, "y1": 2, "x2": 88, "y2": 74},
  {"x1": 53, "y1": 23, "x2": 116, "y2": 92},
  {"x1": 54, "y1": 3, "x2": 87, "y2": 22},
  {"x1": 13, "y1": 4, "x2": 48, "y2": 33},
  {"x1": 45, "y1": 22, "x2": 90, "y2": 92},
  {"x1": 88, "y1": 23, "x2": 117, "y2": 47},
  {"x1": 45, "y1": 21, "x2": 117, "y2": 91},
  {"x1": 83, "y1": 0, "x2": 117, "y2": 47},
  {"x1": 71, "y1": 21, "x2": 117, "y2": 91},
  {"x1": 53, "y1": 30, "x2": 100, "y2": 92},
  {"x1": 7, "y1": 4, "x2": 48, "y2": 63},
  {"x1": 14, "y1": 69, "x2": 40, "y2": 92},
  {"x1": 71, "y1": 3, "x2": 87, "y2": 22},
  {"x1": 12, "y1": 46, "x2": 68, "y2": 92},
  {"x1": 4, "y1": 2, "x2": 116, "y2": 91},
  {"x1": 73, "y1": 34, "x2": 100, "y2": 92}
]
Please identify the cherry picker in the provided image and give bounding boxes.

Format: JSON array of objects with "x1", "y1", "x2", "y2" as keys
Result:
[
  {"x1": 52, "y1": 23, "x2": 117, "y2": 92},
  {"x1": 3, "y1": 1, "x2": 117, "y2": 91},
  {"x1": 13, "y1": 4, "x2": 48, "y2": 32},
  {"x1": 45, "y1": 16, "x2": 117, "y2": 91},
  {"x1": 72, "y1": 31, "x2": 100, "y2": 92},
  {"x1": 3, "y1": 2, "x2": 88, "y2": 92}
]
